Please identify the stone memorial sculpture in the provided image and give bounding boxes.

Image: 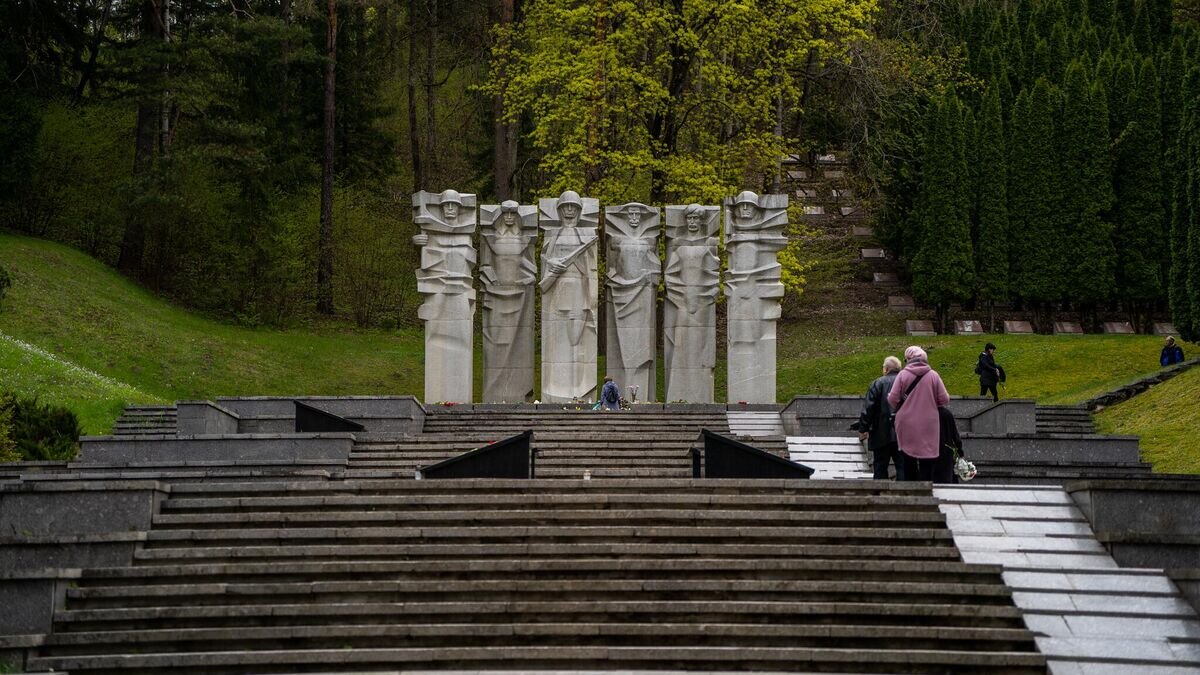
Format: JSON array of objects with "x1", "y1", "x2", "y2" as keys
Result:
[
  {"x1": 479, "y1": 200, "x2": 539, "y2": 402},
  {"x1": 724, "y1": 190, "x2": 788, "y2": 403},
  {"x1": 663, "y1": 204, "x2": 720, "y2": 403},
  {"x1": 539, "y1": 190, "x2": 600, "y2": 402},
  {"x1": 604, "y1": 202, "x2": 661, "y2": 400},
  {"x1": 412, "y1": 189, "x2": 477, "y2": 403}
]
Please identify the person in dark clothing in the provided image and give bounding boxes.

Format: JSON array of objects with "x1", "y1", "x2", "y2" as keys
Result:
[
  {"x1": 853, "y1": 356, "x2": 905, "y2": 480},
  {"x1": 975, "y1": 342, "x2": 1001, "y2": 402},
  {"x1": 600, "y1": 376, "x2": 621, "y2": 411},
  {"x1": 1161, "y1": 336, "x2": 1185, "y2": 367},
  {"x1": 929, "y1": 406, "x2": 961, "y2": 483}
]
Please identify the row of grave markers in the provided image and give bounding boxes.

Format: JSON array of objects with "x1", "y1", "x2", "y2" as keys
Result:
[{"x1": 905, "y1": 320, "x2": 1179, "y2": 336}]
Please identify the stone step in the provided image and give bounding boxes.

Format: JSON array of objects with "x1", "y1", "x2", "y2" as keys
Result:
[
  {"x1": 160, "y1": 492, "x2": 941, "y2": 512},
  {"x1": 139, "y1": 524, "x2": 955, "y2": 546},
  {"x1": 78, "y1": 557, "x2": 1002, "y2": 582},
  {"x1": 148, "y1": 509, "x2": 948, "y2": 528},
  {"x1": 40, "y1": 621, "x2": 1036, "y2": 651},
  {"x1": 63, "y1": 578, "x2": 1013, "y2": 609},
  {"x1": 27, "y1": 643, "x2": 1046, "y2": 673},
  {"x1": 132, "y1": 541, "x2": 965, "y2": 563}
]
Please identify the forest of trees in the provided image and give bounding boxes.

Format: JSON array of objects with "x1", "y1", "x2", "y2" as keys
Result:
[
  {"x1": 886, "y1": 0, "x2": 1200, "y2": 334},
  {"x1": 5, "y1": 0, "x2": 1200, "y2": 336}
]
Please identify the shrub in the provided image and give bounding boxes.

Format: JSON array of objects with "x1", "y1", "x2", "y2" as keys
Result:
[
  {"x1": 0, "y1": 395, "x2": 82, "y2": 462},
  {"x1": 0, "y1": 264, "x2": 10, "y2": 310},
  {"x1": 0, "y1": 396, "x2": 19, "y2": 463}
]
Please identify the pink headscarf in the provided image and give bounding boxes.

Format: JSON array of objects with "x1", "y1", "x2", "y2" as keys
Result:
[{"x1": 904, "y1": 345, "x2": 928, "y2": 363}]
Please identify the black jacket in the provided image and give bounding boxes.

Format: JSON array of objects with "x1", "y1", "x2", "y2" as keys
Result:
[
  {"x1": 976, "y1": 352, "x2": 1000, "y2": 386},
  {"x1": 856, "y1": 372, "x2": 898, "y2": 450}
]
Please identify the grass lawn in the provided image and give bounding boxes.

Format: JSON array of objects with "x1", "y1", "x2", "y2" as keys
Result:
[
  {"x1": 0, "y1": 231, "x2": 1185, "y2": 441},
  {"x1": 0, "y1": 332, "x2": 162, "y2": 435},
  {"x1": 1095, "y1": 366, "x2": 1200, "y2": 474}
]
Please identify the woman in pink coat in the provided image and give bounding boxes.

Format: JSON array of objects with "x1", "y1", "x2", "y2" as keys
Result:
[{"x1": 887, "y1": 345, "x2": 952, "y2": 482}]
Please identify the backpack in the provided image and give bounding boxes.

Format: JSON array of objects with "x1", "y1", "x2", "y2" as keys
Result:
[{"x1": 603, "y1": 383, "x2": 619, "y2": 404}]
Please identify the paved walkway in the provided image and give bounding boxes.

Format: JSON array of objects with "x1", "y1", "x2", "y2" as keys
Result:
[
  {"x1": 935, "y1": 484, "x2": 1200, "y2": 674},
  {"x1": 785, "y1": 436, "x2": 872, "y2": 480}
]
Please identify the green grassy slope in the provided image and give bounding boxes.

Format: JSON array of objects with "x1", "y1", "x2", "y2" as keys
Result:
[
  {"x1": 1096, "y1": 367, "x2": 1200, "y2": 474},
  {"x1": 0, "y1": 233, "x2": 425, "y2": 413},
  {"x1": 0, "y1": 232, "x2": 1181, "y2": 436},
  {"x1": 0, "y1": 332, "x2": 162, "y2": 435}
]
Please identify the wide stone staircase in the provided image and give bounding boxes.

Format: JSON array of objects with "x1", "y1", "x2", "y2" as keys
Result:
[
  {"x1": 1034, "y1": 405, "x2": 1097, "y2": 435},
  {"x1": 349, "y1": 408, "x2": 787, "y2": 479},
  {"x1": 24, "y1": 479, "x2": 1045, "y2": 674},
  {"x1": 111, "y1": 405, "x2": 178, "y2": 436}
]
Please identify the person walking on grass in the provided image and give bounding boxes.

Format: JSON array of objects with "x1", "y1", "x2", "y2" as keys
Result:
[
  {"x1": 975, "y1": 342, "x2": 1002, "y2": 402},
  {"x1": 888, "y1": 346, "x2": 954, "y2": 483},
  {"x1": 854, "y1": 356, "x2": 905, "y2": 480},
  {"x1": 1161, "y1": 336, "x2": 1185, "y2": 367}
]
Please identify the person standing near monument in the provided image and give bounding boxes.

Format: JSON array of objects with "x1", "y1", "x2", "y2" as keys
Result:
[
  {"x1": 539, "y1": 190, "x2": 599, "y2": 402},
  {"x1": 854, "y1": 356, "x2": 904, "y2": 480},
  {"x1": 975, "y1": 342, "x2": 1002, "y2": 402},
  {"x1": 888, "y1": 346, "x2": 953, "y2": 482},
  {"x1": 600, "y1": 376, "x2": 621, "y2": 411}
]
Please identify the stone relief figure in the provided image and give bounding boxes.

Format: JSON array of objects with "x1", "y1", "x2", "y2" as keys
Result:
[
  {"x1": 479, "y1": 200, "x2": 538, "y2": 402},
  {"x1": 663, "y1": 203, "x2": 720, "y2": 403},
  {"x1": 604, "y1": 202, "x2": 661, "y2": 400},
  {"x1": 539, "y1": 190, "x2": 600, "y2": 403},
  {"x1": 723, "y1": 190, "x2": 788, "y2": 403},
  {"x1": 412, "y1": 189, "x2": 477, "y2": 403}
]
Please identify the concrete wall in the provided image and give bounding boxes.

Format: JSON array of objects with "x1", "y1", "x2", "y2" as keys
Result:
[
  {"x1": 1067, "y1": 479, "x2": 1200, "y2": 569},
  {"x1": 0, "y1": 480, "x2": 163, "y2": 536},
  {"x1": 0, "y1": 572, "x2": 74, "y2": 634},
  {"x1": 961, "y1": 434, "x2": 1142, "y2": 464},
  {"x1": 216, "y1": 396, "x2": 426, "y2": 433},
  {"x1": 78, "y1": 433, "x2": 355, "y2": 464},
  {"x1": 780, "y1": 396, "x2": 1033, "y2": 436},
  {"x1": 176, "y1": 401, "x2": 239, "y2": 435}
]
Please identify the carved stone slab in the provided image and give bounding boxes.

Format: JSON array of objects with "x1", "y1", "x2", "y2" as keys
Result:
[
  {"x1": 1054, "y1": 321, "x2": 1084, "y2": 335},
  {"x1": 888, "y1": 295, "x2": 915, "y2": 311},
  {"x1": 724, "y1": 191, "x2": 787, "y2": 403},
  {"x1": 664, "y1": 204, "x2": 720, "y2": 403},
  {"x1": 1103, "y1": 321, "x2": 1136, "y2": 335},
  {"x1": 824, "y1": 169, "x2": 845, "y2": 179},
  {"x1": 906, "y1": 320, "x2": 937, "y2": 336},
  {"x1": 860, "y1": 248, "x2": 887, "y2": 259},
  {"x1": 851, "y1": 226, "x2": 873, "y2": 238},
  {"x1": 604, "y1": 203, "x2": 661, "y2": 400},
  {"x1": 413, "y1": 190, "x2": 477, "y2": 404},
  {"x1": 873, "y1": 272, "x2": 899, "y2": 285},
  {"x1": 539, "y1": 191, "x2": 600, "y2": 403},
  {"x1": 1153, "y1": 322, "x2": 1178, "y2": 336},
  {"x1": 1004, "y1": 320, "x2": 1034, "y2": 334},
  {"x1": 479, "y1": 201, "x2": 538, "y2": 402},
  {"x1": 955, "y1": 320, "x2": 984, "y2": 335}
]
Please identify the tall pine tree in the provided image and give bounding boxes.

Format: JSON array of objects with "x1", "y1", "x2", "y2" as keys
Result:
[
  {"x1": 911, "y1": 93, "x2": 975, "y2": 332},
  {"x1": 1114, "y1": 57, "x2": 1165, "y2": 326},
  {"x1": 1061, "y1": 62, "x2": 1117, "y2": 323},
  {"x1": 1009, "y1": 79, "x2": 1064, "y2": 318},
  {"x1": 975, "y1": 84, "x2": 1009, "y2": 330}
]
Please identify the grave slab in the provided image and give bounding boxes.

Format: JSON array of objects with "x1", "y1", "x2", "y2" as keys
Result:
[
  {"x1": 1054, "y1": 322, "x2": 1084, "y2": 335},
  {"x1": 823, "y1": 169, "x2": 845, "y2": 179},
  {"x1": 851, "y1": 226, "x2": 873, "y2": 238},
  {"x1": 859, "y1": 248, "x2": 886, "y2": 260},
  {"x1": 1102, "y1": 321, "x2": 1135, "y2": 334},
  {"x1": 888, "y1": 295, "x2": 915, "y2": 311},
  {"x1": 1153, "y1": 322, "x2": 1178, "y2": 336},
  {"x1": 955, "y1": 320, "x2": 984, "y2": 335},
  {"x1": 839, "y1": 206, "x2": 859, "y2": 216},
  {"x1": 906, "y1": 320, "x2": 936, "y2": 336},
  {"x1": 802, "y1": 205, "x2": 824, "y2": 215},
  {"x1": 872, "y1": 272, "x2": 899, "y2": 285},
  {"x1": 1004, "y1": 320, "x2": 1034, "y2": 334}
]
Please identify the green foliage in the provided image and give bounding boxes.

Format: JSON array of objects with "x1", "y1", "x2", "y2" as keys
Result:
[
  {"x1": 1, "y1": 395, "x2": 81, "y2": 462},
  {"x1": 0, "y1": 394, "x2": 18, "y2": 463},
  {"x1": 1061, "y1": 62, "x2": 1117, "y2": 308},
  {"x1": 1009, "y1": 80, "x2": 1063, "y2": 303},
  {"x1": 489, "y1": 0, "x2": 878, "y2": 204},
  {"x1": 911, "y1": 93, "x2": 975, "y2": 323},
  {"x1": 1115, "y1": 57, "x2": 1165, "y2": 307},
  {"x1": 974, "y1": 84, "x2": 1009, "y2": 304},
  {"x1": 0, "y1": 264, "x2": 10, "y2": 309}
]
